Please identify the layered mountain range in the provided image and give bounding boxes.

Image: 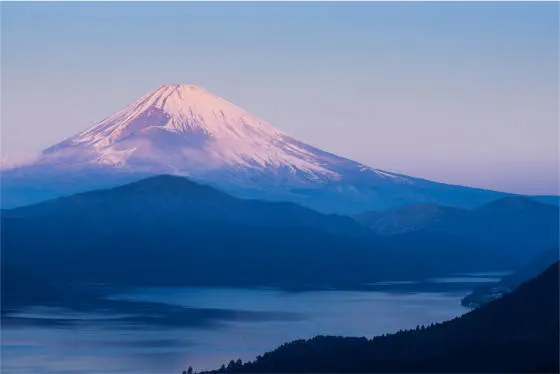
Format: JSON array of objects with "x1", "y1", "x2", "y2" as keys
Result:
[
  {"x1": 3, "y1": 84, "x2": 552, "y2": 213},
  {"x1": 2, "y1": 175, "x2": 557, "y2": 297}
]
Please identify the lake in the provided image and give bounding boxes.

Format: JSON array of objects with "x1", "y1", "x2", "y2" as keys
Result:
[{"x1": 2, "y1": 274, "x2": 503, "y2": 374}]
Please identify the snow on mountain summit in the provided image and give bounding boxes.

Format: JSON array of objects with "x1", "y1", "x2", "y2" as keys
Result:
[
  {"x1": 40, "y1": 84, "x2": 406, "y2": 186},
  {"x1": 2, "y1": 84, "x2": 512, "y2": 213},
  {"x1": 49, "y1": 84, "x2": 283, "y2": 148}
]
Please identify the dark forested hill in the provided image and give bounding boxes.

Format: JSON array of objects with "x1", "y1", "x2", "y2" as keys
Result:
[
  {"x1": 2, "y1": 174, "x2": 367, "y2": 237},
  {"x1": 205, "y1": 262, "x2": 560, "y2": 373}
]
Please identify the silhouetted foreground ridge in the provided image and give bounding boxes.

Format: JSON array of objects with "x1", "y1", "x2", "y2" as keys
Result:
[{"x1": 204, "y1": 262, "x2": 560, "y2": 373}]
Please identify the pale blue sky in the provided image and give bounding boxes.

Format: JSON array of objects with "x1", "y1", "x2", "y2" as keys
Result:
[{"x1": 1, "y1": 2, "x2": 558, "y2": 194}]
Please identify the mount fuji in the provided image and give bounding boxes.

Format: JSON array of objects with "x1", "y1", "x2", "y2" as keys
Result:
[{"x1": 1, "y1": 84, "x2": 518, "y2": 213}]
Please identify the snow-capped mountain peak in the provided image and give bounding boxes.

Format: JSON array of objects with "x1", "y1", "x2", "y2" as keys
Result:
[
  {"x1": 39, "y1": 84, "x2": 407, "y2": 186},
  {"x1": 56, "y1": 84, "x2": 284, "y2": 148},
  {"x1": 2, "y1": 84, "x2": 511, "y2": 213}
]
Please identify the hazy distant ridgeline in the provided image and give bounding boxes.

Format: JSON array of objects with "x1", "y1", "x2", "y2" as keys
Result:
[{"x1": 354, "y1": 197, "x2": 559, "y2": 260}]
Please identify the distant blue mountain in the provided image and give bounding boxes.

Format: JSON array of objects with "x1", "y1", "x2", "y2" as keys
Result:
[{"x1": 355, "y1": 196, "x2": 559, "y2": 263}]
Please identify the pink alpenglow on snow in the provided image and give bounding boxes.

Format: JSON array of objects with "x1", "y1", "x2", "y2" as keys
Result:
[
  {"x1": 0, "y1": 84, "x2": 514, "y2": 213},
  {"x1": 41, "y1": 84, "x2": 406, "y2": 184}
]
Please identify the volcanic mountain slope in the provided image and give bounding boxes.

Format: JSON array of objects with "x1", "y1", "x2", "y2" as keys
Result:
[
  {"x1": 0, "y1": 84, "x2": 516, "y2": 213},
  {"x1": 41, "y1": 85, "x2": 359, "y2": 180}
]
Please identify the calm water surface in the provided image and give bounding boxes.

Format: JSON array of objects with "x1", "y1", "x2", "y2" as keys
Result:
[{"x1": 2, "y1": 275, "x2": 497, "y2": 374}]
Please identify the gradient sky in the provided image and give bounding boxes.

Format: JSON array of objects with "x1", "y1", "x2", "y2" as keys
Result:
[{"x1": 1, "y1": 2, "x2": 558, "y2": 195}]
